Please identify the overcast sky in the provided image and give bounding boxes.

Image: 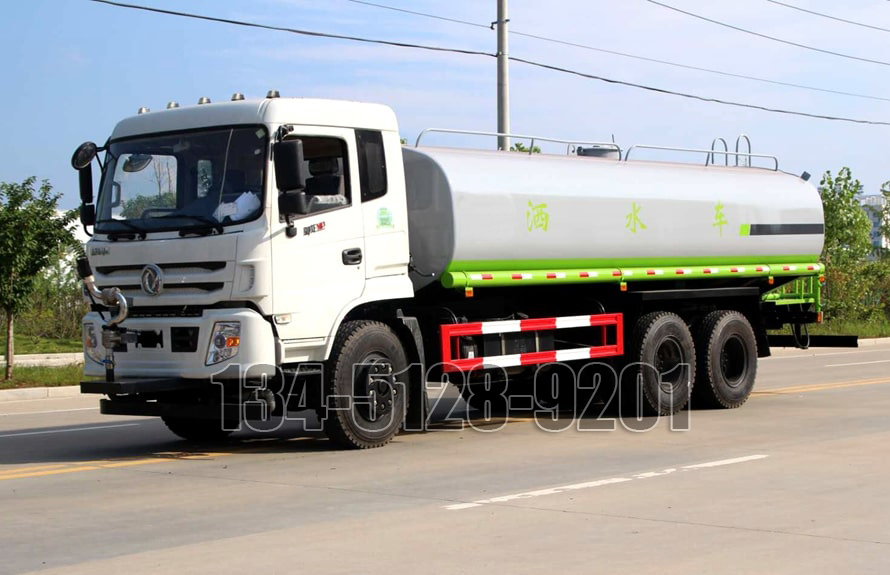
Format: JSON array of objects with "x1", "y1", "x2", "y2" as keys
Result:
[{"x1": 2, "y1": 0, "x2": 889, "y2": 210}]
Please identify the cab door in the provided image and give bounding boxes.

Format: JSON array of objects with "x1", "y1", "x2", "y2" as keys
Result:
[{"x1": 270, "y1": 129, "x2": 365, "y2": 355}]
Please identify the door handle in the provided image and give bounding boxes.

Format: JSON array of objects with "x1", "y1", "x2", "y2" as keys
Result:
[{"x1": 342, "y1": 248, "x2": 362, "y2": 265}]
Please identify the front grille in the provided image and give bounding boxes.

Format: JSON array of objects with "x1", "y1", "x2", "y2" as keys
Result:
[
  {"x1": 127, "y1": 307, "x2": 203, "y2": 318},
  {"x1": 171, "y1": 327, "x2": 200, "y2": 353},
  {"x1": 96, "y1": 261, "x2": 226, "y2": 274},
  {"x1": 98, "y1": 282, "x2": 225, "y2": 293}
]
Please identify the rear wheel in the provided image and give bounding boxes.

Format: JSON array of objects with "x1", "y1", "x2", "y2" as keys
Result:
[
  {"x1": 319, "y1": 321, "x2": 408, "y2": 449},
  {"x1": 161, "y1": 416, "x2": 234, "y2": 442},
  {"x1": 693, "y1": 310, "x2": 757, "y2": 409},
  {"x1": 625, "y1": 312, "x2": 695, "y2": 416}
]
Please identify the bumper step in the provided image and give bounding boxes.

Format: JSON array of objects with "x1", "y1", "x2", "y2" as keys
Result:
[{"x1": 81, "y1": 378, "x2": 205, "y2": 395}]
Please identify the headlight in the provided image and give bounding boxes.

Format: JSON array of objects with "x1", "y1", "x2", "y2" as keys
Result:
[
  {"x1": 83, "y1": 323, "x2": 103, "y2": 365},
  {"x1": 206, "y1": 321, "x2": 241, "y2": 365}
]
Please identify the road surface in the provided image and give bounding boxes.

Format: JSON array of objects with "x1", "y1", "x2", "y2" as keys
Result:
[{"x1": 1, "y1": 341, "x2": 889, "y2": 574}]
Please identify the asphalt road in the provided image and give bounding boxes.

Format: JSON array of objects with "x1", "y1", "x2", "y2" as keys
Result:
[{"x1": 1, "y1": 341, "x2": 889, "y2": 574}]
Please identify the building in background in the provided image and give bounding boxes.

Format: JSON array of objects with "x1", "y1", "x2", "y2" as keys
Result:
[{"x1": 860, "y1": 194, "x2": 889, "y2": 253}]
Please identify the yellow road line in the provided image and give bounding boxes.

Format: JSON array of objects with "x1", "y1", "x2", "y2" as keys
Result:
[
  {"x1": 0, "y1": 451, "x2": 234, "y2": 481},
  {"x1": 754, "y1": 377, "x2": 890, "y2": 395}
]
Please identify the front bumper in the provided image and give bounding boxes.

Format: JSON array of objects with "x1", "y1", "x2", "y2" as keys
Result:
[{"x1": 82, "y1": 308, "x2": 276, "y2": 379}]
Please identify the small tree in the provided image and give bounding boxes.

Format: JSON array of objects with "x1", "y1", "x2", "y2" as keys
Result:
[
  {"x1": 510, "y1": 142, "x2": 542, "y2": 154},
  {"x1": 818, "y1": 168, "x2": 873, "y2": 321},
  {"x1": 0, "y1": 178, "x2": 76, "y2": 379},
  {"x1": 820, "y1": 168, "x2": 871, "y2": 266}
]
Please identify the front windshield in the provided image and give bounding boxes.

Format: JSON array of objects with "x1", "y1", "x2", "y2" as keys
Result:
[{"x1": 95, "y1": 126, "x2": 267, "y2": 234}]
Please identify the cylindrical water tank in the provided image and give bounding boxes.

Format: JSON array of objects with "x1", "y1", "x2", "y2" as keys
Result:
[{"x1": 403, "y1": 146, "x2": 824, "y2": 291}]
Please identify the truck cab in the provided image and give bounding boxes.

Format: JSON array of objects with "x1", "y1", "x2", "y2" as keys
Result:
[{"x1": 79, "y1": 95, "x2": 412, "y2": 382}]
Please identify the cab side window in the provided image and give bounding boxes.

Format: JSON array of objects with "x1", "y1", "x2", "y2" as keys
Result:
[
  {"x1": 356, "y1": 130, "x2": 387, "y2": 202},
  {"x1": 299, "y1": 136, "x2": 350, "y2": 214}
]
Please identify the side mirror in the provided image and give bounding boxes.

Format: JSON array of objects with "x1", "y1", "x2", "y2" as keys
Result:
[
  {"x1": 273, "y1": 139, "x2": 306, "y2": 192},
  {"x1": 80, "y1": 204, "x2": 96, "y2": 227},
  {"x1": 71, "y1": 141, "x2": 98, "y2": 170},
  {"x1": 278, "y1": 190, "x2": 309, "y2": 217},
  {"x1": 78, "y1": 166, "x2": 93, "y2": 205}
]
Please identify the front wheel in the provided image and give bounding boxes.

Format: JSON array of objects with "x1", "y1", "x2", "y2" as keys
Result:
[
  {"x1": 319, "y1": 321, "x2": 408, "y2": 449},
  {"x1": 161, "y1": 416, "x2": 235, "y2": 442}
]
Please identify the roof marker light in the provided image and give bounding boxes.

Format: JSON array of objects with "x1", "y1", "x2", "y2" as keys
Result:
[
  {"x1": 197, "y1": 97, "x2": 211, "y2": 105},
  {"x1": 231, "y1": 93, "x2": 245, "y2": 101},
  {"x1": 137, "y1": 107, "x2": 149, "y2": 114},
  {"x1": 266, "y1": 90, "x2": 280, "y2": 99},
  {"x1": 167, "y1": 101, "x2": 179, "y2": 109}
]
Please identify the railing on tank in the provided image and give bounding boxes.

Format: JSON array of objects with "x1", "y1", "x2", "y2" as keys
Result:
[
  {"x1": 624, "y1": 133, "x2": 778, "y2": 170},
  {"x1": 414, "y1": 128, "x2": 622, "y2": 158},
  {"x1": 624, "y1": 143, "x2": 779, "y2": 170}
]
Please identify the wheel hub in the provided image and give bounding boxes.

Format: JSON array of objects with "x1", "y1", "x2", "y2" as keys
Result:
[
  {"x1": 655, "y1": 336, "x2": 687, "y2": 393},
  {"x1": 357, "y1": 357, "x2": 396, "y2": 422}
]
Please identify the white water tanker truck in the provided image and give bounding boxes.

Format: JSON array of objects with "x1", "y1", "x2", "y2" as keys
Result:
[{"x1": 71, "y1": 93, "x2": 827, "y2": 448}]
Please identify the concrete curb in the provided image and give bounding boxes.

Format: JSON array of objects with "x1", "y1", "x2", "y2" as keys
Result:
[
  {"x1": 854, "y1": 337, "x2": 890, "y2": 347},
  {"x1": 0, "y1": 385, "x2": 81, "y2": 402},
  {"x1": 0, "y1": 353, "x2": 83, "y2": 368}
]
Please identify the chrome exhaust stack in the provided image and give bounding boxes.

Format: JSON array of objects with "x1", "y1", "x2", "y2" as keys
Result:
[{"x1": 77, "y1": 256, "x2": 131, "y2": 381}]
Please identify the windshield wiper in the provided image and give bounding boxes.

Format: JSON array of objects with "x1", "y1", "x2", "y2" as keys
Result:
[
  {"x1": 97, "y1": 219, "x2": 147, "y2": 241},
  {"x1": 158, "y1": 214, "x2": 224, "y2": 237}
]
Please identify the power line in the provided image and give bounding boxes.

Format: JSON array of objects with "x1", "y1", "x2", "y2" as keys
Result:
[
  {"x1": 342, "y1": 0, "x2": 890, "y2": 103},
  {"x1": 90, "y1": 0, "x2": 494, "y2": 58},
  {"x1": 646, "y1": 0, "x2": 890, "y2": 68},
  {"x1": 510, "y1": 57, "x2": 890, "y2": 126},
  {"x1": 766, "y1": 0, "x2": 890, "y2": 34},
  {"x1": 509, "y1": 30, "x2": 890, "y2": 103},
  {"x1": 343, "y1": 0, "x2": 489, "y2": 29},
  {"x1": 91, "y1": 0, "x2": 890, "y2": 127}
]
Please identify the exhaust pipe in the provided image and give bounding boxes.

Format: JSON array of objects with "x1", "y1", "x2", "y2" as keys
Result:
[{"x1": 77, "y1": 256, "x2": 128, "y2": 326}]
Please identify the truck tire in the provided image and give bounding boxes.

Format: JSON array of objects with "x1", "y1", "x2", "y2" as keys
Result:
[
  {"x1": 319, "y1": 321, "x2": 408, "y2": 449},
  {"x1": 693, "y1": 310, "x2": 758, "y2": 409},
  {"x1": 626, "y1": 312, "x2": 695, "y2": 416},
  {"x1": 161, "y1": 416, "x2": 235, "y2": 442}
]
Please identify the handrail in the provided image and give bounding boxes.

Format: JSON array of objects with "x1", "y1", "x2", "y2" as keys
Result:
[
  {"x1": 735, "y1": 134, "x2": 752, "y2": 167},
  {"x1": 624, "y1": 144, "x2": 779, "y2": 170},
  {"x1": 414, "y1": 128, "x2": 622, "y2": 158},
  {"x1": 709, "y1": 137, "x2": 729, "y2": 167}
]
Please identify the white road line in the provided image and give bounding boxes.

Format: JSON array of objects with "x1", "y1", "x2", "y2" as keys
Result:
[
  {"x1": 0, "y1": 423, "x2": 140, "y2": 438},
  {"x1": 769, "y1": 349, "x2": 887, "y2": 360},
  {"x1": 444, "y1": 454, "x2": 769, "y2": 511},
  {"x1": 0, "y1": 407, "x2": 99, "y2": 417},
  {"x1": 824, "y1": 359, "x2": 890, "y2": 368},
  {"x1": 681, "y1": 454, "x2": 769, "y2": 468}
]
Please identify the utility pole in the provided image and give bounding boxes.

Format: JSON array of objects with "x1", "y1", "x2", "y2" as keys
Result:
[{"x1": 496, "y1": 0, "x2": 510, "y2": 151}]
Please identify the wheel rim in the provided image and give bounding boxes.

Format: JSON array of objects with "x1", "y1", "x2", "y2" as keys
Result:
[
  {"x1": 655, "y1": 336, "x2": 687, "y2": 393},
  {"x1": 720, "y1": 334, "x2": 748, "y2": 388},
  {"x1": 354, "y1": 352, "x2": 396, "y2": 422}
]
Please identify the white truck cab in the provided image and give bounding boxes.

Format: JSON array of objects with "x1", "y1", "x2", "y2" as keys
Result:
[{"x1": 79, "y1": 95, "x2": 411, "y2": 381}]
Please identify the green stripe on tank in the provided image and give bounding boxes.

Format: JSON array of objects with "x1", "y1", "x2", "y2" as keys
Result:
[
  {"x1": 442, "y1": 262, "x2": 822, "y2": 289},
  {"x1": 446, "y1": 255, "x2": 819, "y2": 273},
  {"x1": 739, "y1": 224, "x2": 751, "y2": 237}
]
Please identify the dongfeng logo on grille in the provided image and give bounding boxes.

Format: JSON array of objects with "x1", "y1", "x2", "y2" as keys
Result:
[{"x1": 140, "y1": 264, "x2": 164, "y2": 296}]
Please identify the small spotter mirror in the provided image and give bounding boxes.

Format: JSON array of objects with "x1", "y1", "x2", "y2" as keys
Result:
[
  {"x1": 123, "y1": 154, "x2": 153, "y2": 173},
  {"x1": 71, "y1": 141, "x2": 98, "y2": 170}
]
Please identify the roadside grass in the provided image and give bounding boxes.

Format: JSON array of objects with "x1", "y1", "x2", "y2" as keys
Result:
[
  {"x1": 808, "y1": 318, "x2": 890, "y2": 338},
  {"x1": 0, "y1": 364, "x2": 83, "y2": 390},
  {"x1": 0, "y1": 334, "x2": 82, "y2": 354}
]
